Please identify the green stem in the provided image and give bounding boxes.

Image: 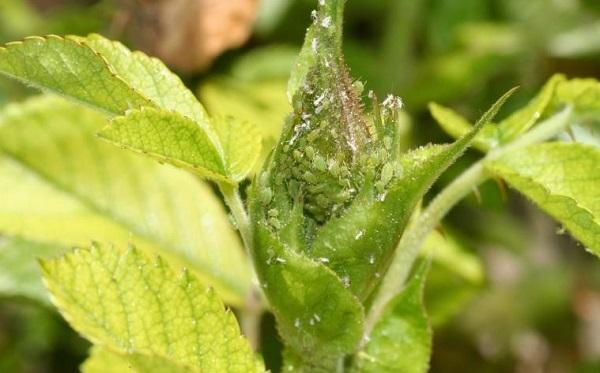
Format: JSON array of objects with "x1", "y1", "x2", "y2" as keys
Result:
[
  {"x1": 364, "y1": 107, "x2": 573, "y2": 337},
  {"x1": 220, "y1": 184, "x2": 253, "y2": 254},
  {"x1": 219, "y1": 183, "x2": 262, "y2": 349}
]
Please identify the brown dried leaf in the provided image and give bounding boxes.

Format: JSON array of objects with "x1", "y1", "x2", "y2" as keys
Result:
[{"x1": 120, "y1": 0, "x2": 259, "y2": 72}]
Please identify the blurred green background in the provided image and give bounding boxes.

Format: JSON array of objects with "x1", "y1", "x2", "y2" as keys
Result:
[{"x1": 0, "y1": 0, "x2": 599, "y2": 372}]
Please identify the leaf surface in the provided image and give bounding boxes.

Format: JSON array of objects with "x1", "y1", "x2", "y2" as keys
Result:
[
  {"x1": 486, "y1": 142, "x2": 600, "y2": 254},
  {"x1": 41, "y1": 244, "x2": 262, "y2": 372},
  {"x1": 430, "y1": 75, "x2": 564, "y2": 151},
  {"x1": 82, "y1": 346, "x2": 194, "y2": 373},
  {"x1": 0, "y1": 35, "x2": 152, "y2": 114},
  {"x1": 211, "y1": 115, "x2": 263, "y2": 182},
  {"x1": 101, "y1": 109, "x2": 261, "y2": 184},
  {"x1": 353, "y1": 263, "x2": 431, "y2": 373},
  {"x1": 82, "y1": 34, "x2": 209, "y2": 124},
  {"x1": 0, "y1": 96, "x2": 250, "y2": 305},
  {"x1": 252, "y1": 224, "x2": 364, "y2": 370}
]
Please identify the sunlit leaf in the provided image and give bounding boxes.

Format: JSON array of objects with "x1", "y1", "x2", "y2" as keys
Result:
[
  {"x1": 0, "y1": 96, "x2": 250, "y2": 305},
  {"x1": 41, "y1": 244, "x2": 263, "y2": 372},
  {"x1": 486, "y1": 142, "x2": 600, "y2": 254}
]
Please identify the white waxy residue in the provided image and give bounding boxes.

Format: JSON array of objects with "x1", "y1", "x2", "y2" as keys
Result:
[
  {"x1": 342, "y1": 275, "x2": 350, "y2": 288},
  {"x1": 321, "y1": 16, "x2": 332, "y2": 28},
  {"x1": 382, "y1": 94, "x2": 404, "y2": 110}
]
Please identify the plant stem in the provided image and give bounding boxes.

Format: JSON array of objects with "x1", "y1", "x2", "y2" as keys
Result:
[
  {"x1": 364, "y1": 107, "x2": 573, "y2": 337},
  {"x1": 219, "y1": 183, "x2": 262, "y2": 349},
  {"x1": 220, "y1": 184, "x2": 253, "y2": 254}
]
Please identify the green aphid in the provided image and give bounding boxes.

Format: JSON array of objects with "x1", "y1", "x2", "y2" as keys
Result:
[
  {"x1": 260, "y1": 187, "x2": 273, "y2": 205},
  {"x1": 305, "y1": 146, "x2": 316, "y2": 159},
  {"x1": 375, "y1": 180, "x2": 387, "y2": 194},
  {"x1": 315, "y1": 194, "x2": 331, "y2": 208},
  {"x1": 268, "y1": 217, "x2": 282, "y2": 230},
  {"x1": 329, "y1": 160, "x2": 340, "y2": 177},
  {"x1": 313, "y1": 156, "x2": 327, "y2": 172},
  {"x1": 334, "y1": 189, "x2": 354, "y2": 203},
  {"x1": 352, "y1": 80, "x2": 364, "y2": 96},
  {"x1": 293, "y1": 149, "x2": 303, "y2": 161},
  {"x1": 303, "y1": 171, "x2": 318, "y2": 184},
  {"x1": 383, "y1": 136, "x2": 393, "y2": 150},
  {"x1": 268, "y1": 208, "x2": 279, "y2": 217},
  {"x1": 394, "y1": 161, "x2": 404, "y2": 178},
  {"x1": 380, "y1": 163, "x2": 395, "y2": 185},
  {"x1": 307, "y1": 129, "x2": 321, "y2": 142}
]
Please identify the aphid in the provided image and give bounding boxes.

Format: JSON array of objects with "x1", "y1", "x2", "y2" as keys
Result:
[
  {"x1": 381, "y1": 163, "x2": 395, "y2": 185},
  {"x1": 260, "y1": 187, "x2": 273, "y2": 205}
]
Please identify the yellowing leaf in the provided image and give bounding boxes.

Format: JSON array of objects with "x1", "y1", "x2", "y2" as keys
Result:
[
  {"x1": 0, "y1": 96, "x2": 250, "y2": 305},
  {"x1": 486, "y1": 142, "x2": 600, "y2": 254},
  {"x1": 41, "y1": 244, "x2": 263, "y2": 373}
]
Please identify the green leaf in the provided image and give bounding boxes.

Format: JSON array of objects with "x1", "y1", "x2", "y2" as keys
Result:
[
  {"x1": 353, "y1": 263, "x2": 432, "y2": 373},
  {"x1": 430, "y1": 75, "x2": 564, "y2": 151},
  {"x1": 100, "y1": 108, "x2": 227, "y2": 182},
  {"x1": 486, "y1": 142, "x2": 600, "y2": 254},
  {"x1": 496, "y1": 74, "x2": 565, "y2": 143},
  {"x1": 551, "y1": 78, "x2": 600, "y2": 115},
  {"x1": 0, "y1": 34, "x2": 263, "y2": 183},
  {"x1": 82, "y1": 346, "x2": 194, "y2": 373},
  {"x1": 211, "y1": 116, "x2": 263, "y2": 182},
  {"x1": 0, "y1": 96, "x2": 250, "y2": 305},
  {"x1": 251, "y1": 225, "x2": 364, "y2": 370},
  {"x1": 0, "y1": 235, "x2": 65, "y2": 303},
  {"x1": 100, "y1": 109, "x2": 261, "y2": 184},
  {"x1": 82, "y1": 34, "x2": 210, "y2": 124},
  {"x1": 41, "y1": 244, "x2": 263, "y2": 373},
  {"x1": 0, "y1": 35, "x2": 152, "y2": 115},
  {"x1": 0, "y1": 34, "x2": 210, "y2": 124}
]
